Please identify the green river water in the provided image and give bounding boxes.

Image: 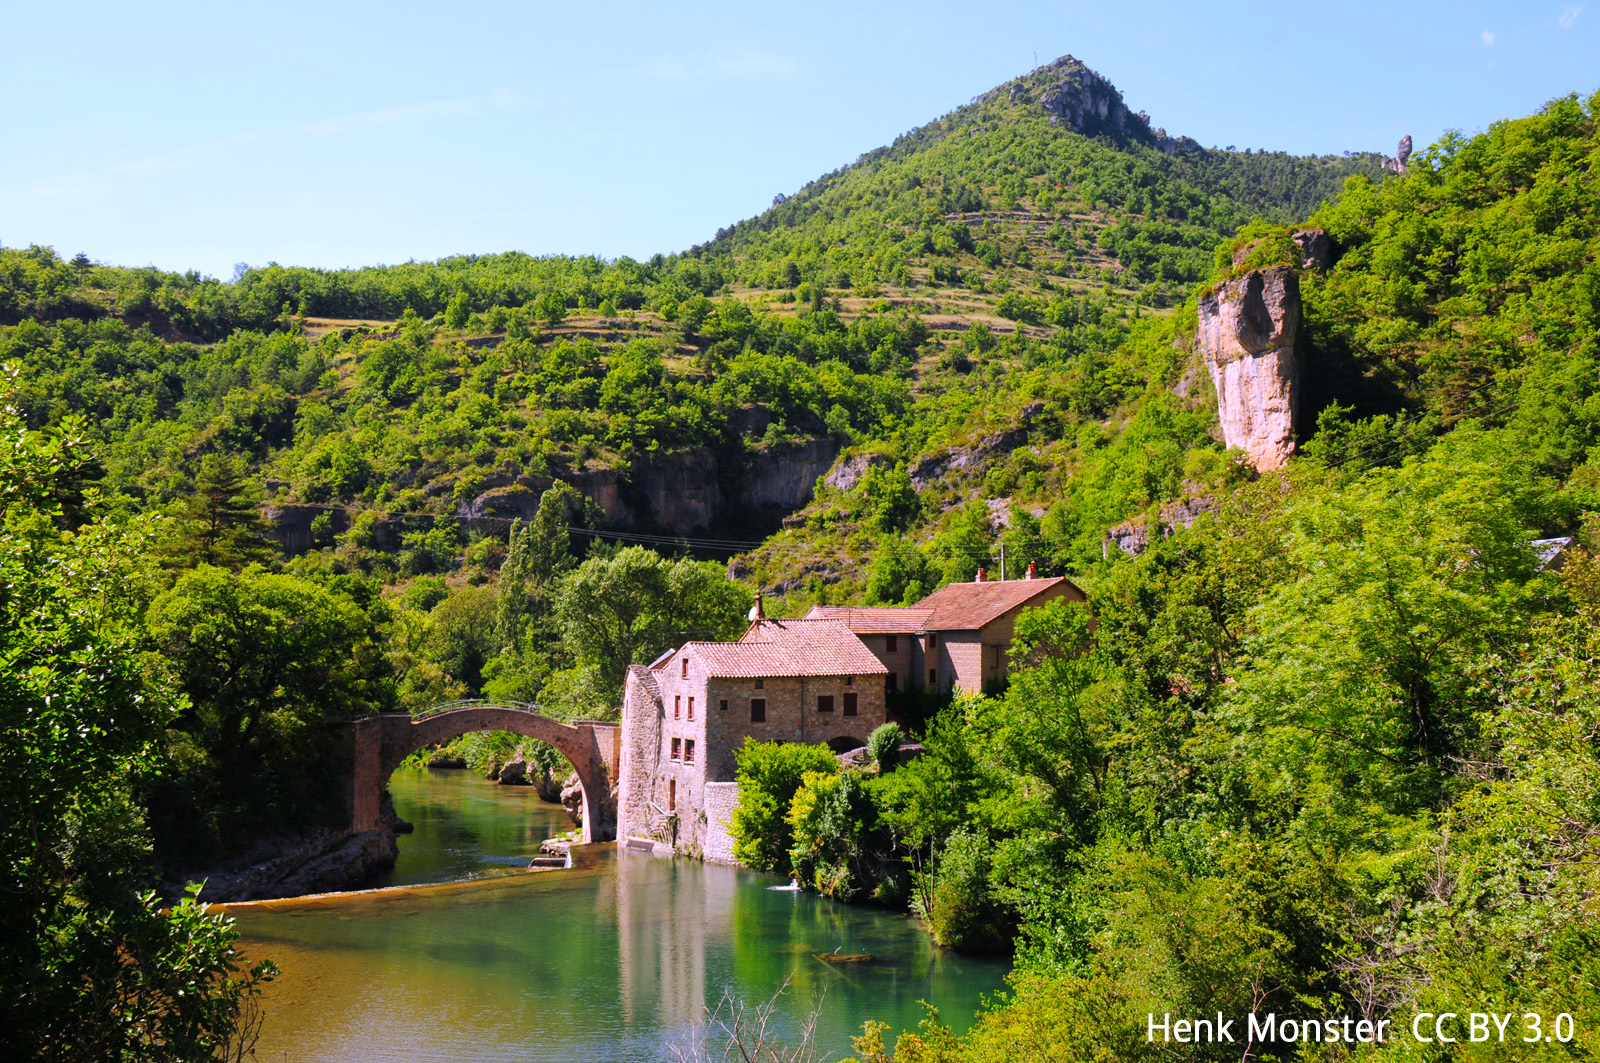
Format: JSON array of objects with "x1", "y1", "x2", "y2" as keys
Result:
[{"x1": 233, "y1": 768, "x2": 1010, "y2": 1062}]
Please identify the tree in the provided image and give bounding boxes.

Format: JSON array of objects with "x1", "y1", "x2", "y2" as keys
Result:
[
  {"x1": 534, "y1": 289, "x2": 568, "y2": 327},
  {"x1": 443, "y1": 289, "x2": 470, "y2": 329},
  {"x1": 865, "y1": 534, "x2": 934, "y2": 605},
  {"x1": 553, "y1": 545, "x2": 751, "y2": 696},
  {"x1": 167, "y1": 454, "x2": 277, "y2": 569},
  {"x1": 147, "y1": 566, "x2": 386, "y2": 846},
  {"x1": 859, "y1": 463, "x2": 920, "y2": 533},
  {"x1": 0, "y1": 371, "x2": 274, "y2": 1060},
  {"x1": 867, "y1": 722, "x2": 904, "y2": 773}
]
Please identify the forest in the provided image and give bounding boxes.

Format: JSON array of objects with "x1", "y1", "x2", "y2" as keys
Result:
[{"x1": 1, "y1": 49, "x2": 1597, "y2": 1061}]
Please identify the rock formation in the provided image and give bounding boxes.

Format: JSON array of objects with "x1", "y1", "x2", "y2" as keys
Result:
[
  {"x1": 561, "y1": 771, "x2": 617, "y2": 839},
  {"x1": 1197, "y1": 266, "x2": 1302, "y2": 471},
  {"x1": 1384, "y1": 134, "x2": 1413, "y2": 176},
  {"x1": 1292, "y1": 228, "x2": 1333, "y2": 270}
]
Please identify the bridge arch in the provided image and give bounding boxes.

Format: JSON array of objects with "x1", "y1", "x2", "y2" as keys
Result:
[{"x1": 340, "y1": 704, "x2": 619, "y2": 845}]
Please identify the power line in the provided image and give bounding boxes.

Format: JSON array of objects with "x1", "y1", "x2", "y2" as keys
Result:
[{"x1": 258, "y1": 497, "x2": 767, "y2": 551}]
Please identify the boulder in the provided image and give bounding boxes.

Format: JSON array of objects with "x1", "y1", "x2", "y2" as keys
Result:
[
  {"x1": 1197, "y1": 266, "x2": 1301, "y2": 471},
  {"x1": 1292, "y1": 228, "x2": 1333, "y2": 270},
  {"x1": 532, "y1": 764, "x2": 565, "y2": 803},
  {"x1": 559, "y1": 772, "x2": 617, "y2": 838},
  {"x1": 497, "y1": 753, "x2": 529, "y2": 786}
]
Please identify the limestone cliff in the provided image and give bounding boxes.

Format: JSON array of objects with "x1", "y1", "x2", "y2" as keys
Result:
[{"x1": 1197, "y1": 266, "x2": 1301, "y2": 471}]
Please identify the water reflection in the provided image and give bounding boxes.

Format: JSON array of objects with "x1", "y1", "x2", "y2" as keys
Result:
[{"x1": 233, "y1": 770, "x2": 1007, "y2": 1062}]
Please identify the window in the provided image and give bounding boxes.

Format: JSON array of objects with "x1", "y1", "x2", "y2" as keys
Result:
[
  {"x1": 929, "y1": 669, "x2": 937, "y2": 686},
  {"x1": 845, "y1": 675, "x2": 853, "y2": 686},
  {"x1": 886, "y1": 634, "x2": 897, "y2": 652},
  {"x1": 684, "y1": 739, "x2": 695, "y2": 764},
  {"x1": 754, "y1": 678, "x2": 764, "y2": 689},
  {"x1": 682, "y1": 658, "x2": 689, "y2": 678},
  {"x1": 928, "y1": 633, "x2": 937, "y2": 648},
  {"x1": 670, "y1": 737, "x2": 681, "y2": 761},
  {"x1": 843, "y1": 693, "x2": 858, "y2": 717},
  {"x1": 887, "y1": 672, "x2": 898, "y2": 695},
  {"x1": 750, "y1": 698, "x2": 766, "y2": 723},
  {"x1": 668, "y1": 779, "x2": 676, "y2": 811},
  {"x1": 719, "y1": 699, "x2": 728, "y2": 712},
  {"x1": 817, "y1": 695, "x2": 834, "y2": 714},
  {"x1": 688, "y1": 696, "x2": 695, "y2": 720},
  {"x1": 674, "y1": 695, "x2": 681, "y2": 719}
]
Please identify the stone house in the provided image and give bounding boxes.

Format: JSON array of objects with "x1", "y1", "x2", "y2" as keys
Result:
[
  {"x1": 617, "y1": 613, "x2": 888, "y2": 863},
  {"x1": 806, "y1": 564, "x2": 1085, "y2": 693}
]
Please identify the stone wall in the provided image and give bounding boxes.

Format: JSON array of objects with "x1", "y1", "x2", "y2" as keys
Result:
[
  {"x1": 858, "y1": 633, "x2": 916, "y2": 693},
  {"x1": 617, "y1": 666, "x2": 664, "y2": 842},
  {"x1": 702, "y1": 783, "x2": 741, "y2": 866}
]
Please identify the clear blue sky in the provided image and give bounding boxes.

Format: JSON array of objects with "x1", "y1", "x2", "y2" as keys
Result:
[{"x1": 3, "y1": 1, "x2": 1593, "y2": 278}]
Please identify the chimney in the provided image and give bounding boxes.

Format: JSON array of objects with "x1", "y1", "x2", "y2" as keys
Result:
[
  {"x1": 1026, "y1": 562, "x2": 1037, "y2": 580},
  {"x1": 749, "y1": 590, "x2": 765, "y2": 622},
  {"x1": 975, "y1": 568, "x2": 986, "y2": 583}
]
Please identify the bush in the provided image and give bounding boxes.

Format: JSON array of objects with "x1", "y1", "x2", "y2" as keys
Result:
[
  {"x1": 728, "y1": 739, "x2": 838, "y2": 874},
  {"x1": 867, "y1": 722, "x2": 904, "y2": 772},
  {"x1": 925, "y1": 827, "x2": 1011, "y2": 953},
  {"x1": 788, "y1": 771, "x2": 906, "y2": 906}
]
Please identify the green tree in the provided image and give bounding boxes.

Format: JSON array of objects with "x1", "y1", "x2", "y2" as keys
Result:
[
  {"x1": 0, "y1": 374, "x2": 274, "y2": 1060},
  {"x1": 167, "y1": 454, "x2": 277, "y2": 569},
  {"x1": 147, "y1": 566, "x2": 387, "y2": 849},
  {"x1": 443, "y1": 289, "x2": 470, "y2": 329},
  {"x1": 534, "y1": 289, "x2": 568, "y2": 327},
  {"x1": 860, "y1": 463, "x2": 920, "y2": 533},
  {"x1": 865, "y1": 534, "x2": 934, "y2": 605},
  {"x1": 553, "y1": 545, "x2": 751, "y2": 696}
]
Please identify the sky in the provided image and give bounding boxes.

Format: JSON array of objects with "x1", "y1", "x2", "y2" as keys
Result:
[{"x1": 2, "y1": 1, "x2": 1594, "y2": 279}]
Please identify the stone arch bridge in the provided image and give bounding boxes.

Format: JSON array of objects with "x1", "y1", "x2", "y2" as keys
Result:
[{"x1": 337, "y1": 702, "x2": 621, "y2": 844}]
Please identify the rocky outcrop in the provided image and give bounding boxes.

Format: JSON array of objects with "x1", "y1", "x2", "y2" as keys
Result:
[
  {"x1": 1028, "y1": 56, "x2": 1152, "y2": 141},
  {"x1": 635, "y1": 450, "x2": 723, "y2": 531},
  {"x1": 175, "y1": 794, "x2": 406, "y2": 902},
  {"x1": 909, "y1": 402, "x2": 1044, "y2": 489},
  {"x1": 1104, "y1": 495, "x2": 1218, "y2": 557},
  {"x1": 824, "y1": 451, "x2": 891, "y2": 492},
  {"x1": 265, "y1": 504, "x2": 347, "y2": 553},
  {"x1": 497, "y1": 752, "x2": 530, "y2": 786},
  {"x1": 1292, "y1": 228, "x2": 1333, "y2": 271},
  {"x1": 1197, "y1": 267, "x2": 1301, "y2": 471},
  {"x1": 1384, "y1": 134, "x2": 1413, "y2": 176},
  {"x1": 744, "y1": 438, "x2": 839, "y2": 511}
]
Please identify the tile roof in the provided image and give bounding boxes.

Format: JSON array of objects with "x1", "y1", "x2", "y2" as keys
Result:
[
  {"x1": 915, "y1": 576, "x2": 1080, "y2": 630},
  {"x1": 803, "y1": 605, "x2": 933, "y2": 634},
  {"x1": 676, "y1": 618, "x2": 888, "y2": 679}
]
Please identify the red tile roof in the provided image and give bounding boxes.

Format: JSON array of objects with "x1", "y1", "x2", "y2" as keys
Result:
[
  {"x1": 803, "y1": 605, "x2": 933, "y2": 634},
  {"x1": 672, "y1": 619, "x2": 889, "y2": 679},
  {"x1": 916, "y1": 576, "x2": 1080, "y2": 631}
]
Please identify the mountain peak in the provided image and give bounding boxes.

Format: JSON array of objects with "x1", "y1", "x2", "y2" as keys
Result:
[{"x1": 989, "y1": 54, "x2": 1203, "y2": 154}]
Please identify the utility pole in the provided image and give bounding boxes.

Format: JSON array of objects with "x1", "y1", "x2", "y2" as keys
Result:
[{"x1": 999, "y1": 542, "x2": 1006, "y2": 581}]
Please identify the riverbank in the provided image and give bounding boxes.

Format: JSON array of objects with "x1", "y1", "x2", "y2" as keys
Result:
[{"x1": 163, "y1": 792, "x2": 411, "y2": 904}]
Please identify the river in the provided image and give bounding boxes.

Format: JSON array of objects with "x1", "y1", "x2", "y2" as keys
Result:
[{"x1": 232, "y1": 768, "x2": 1010, "y2": 1062}]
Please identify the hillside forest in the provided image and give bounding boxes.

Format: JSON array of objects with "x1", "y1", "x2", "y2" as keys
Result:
[{"x1": 3, "y1": 53, "x2": 1599, "y2": 1061}]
